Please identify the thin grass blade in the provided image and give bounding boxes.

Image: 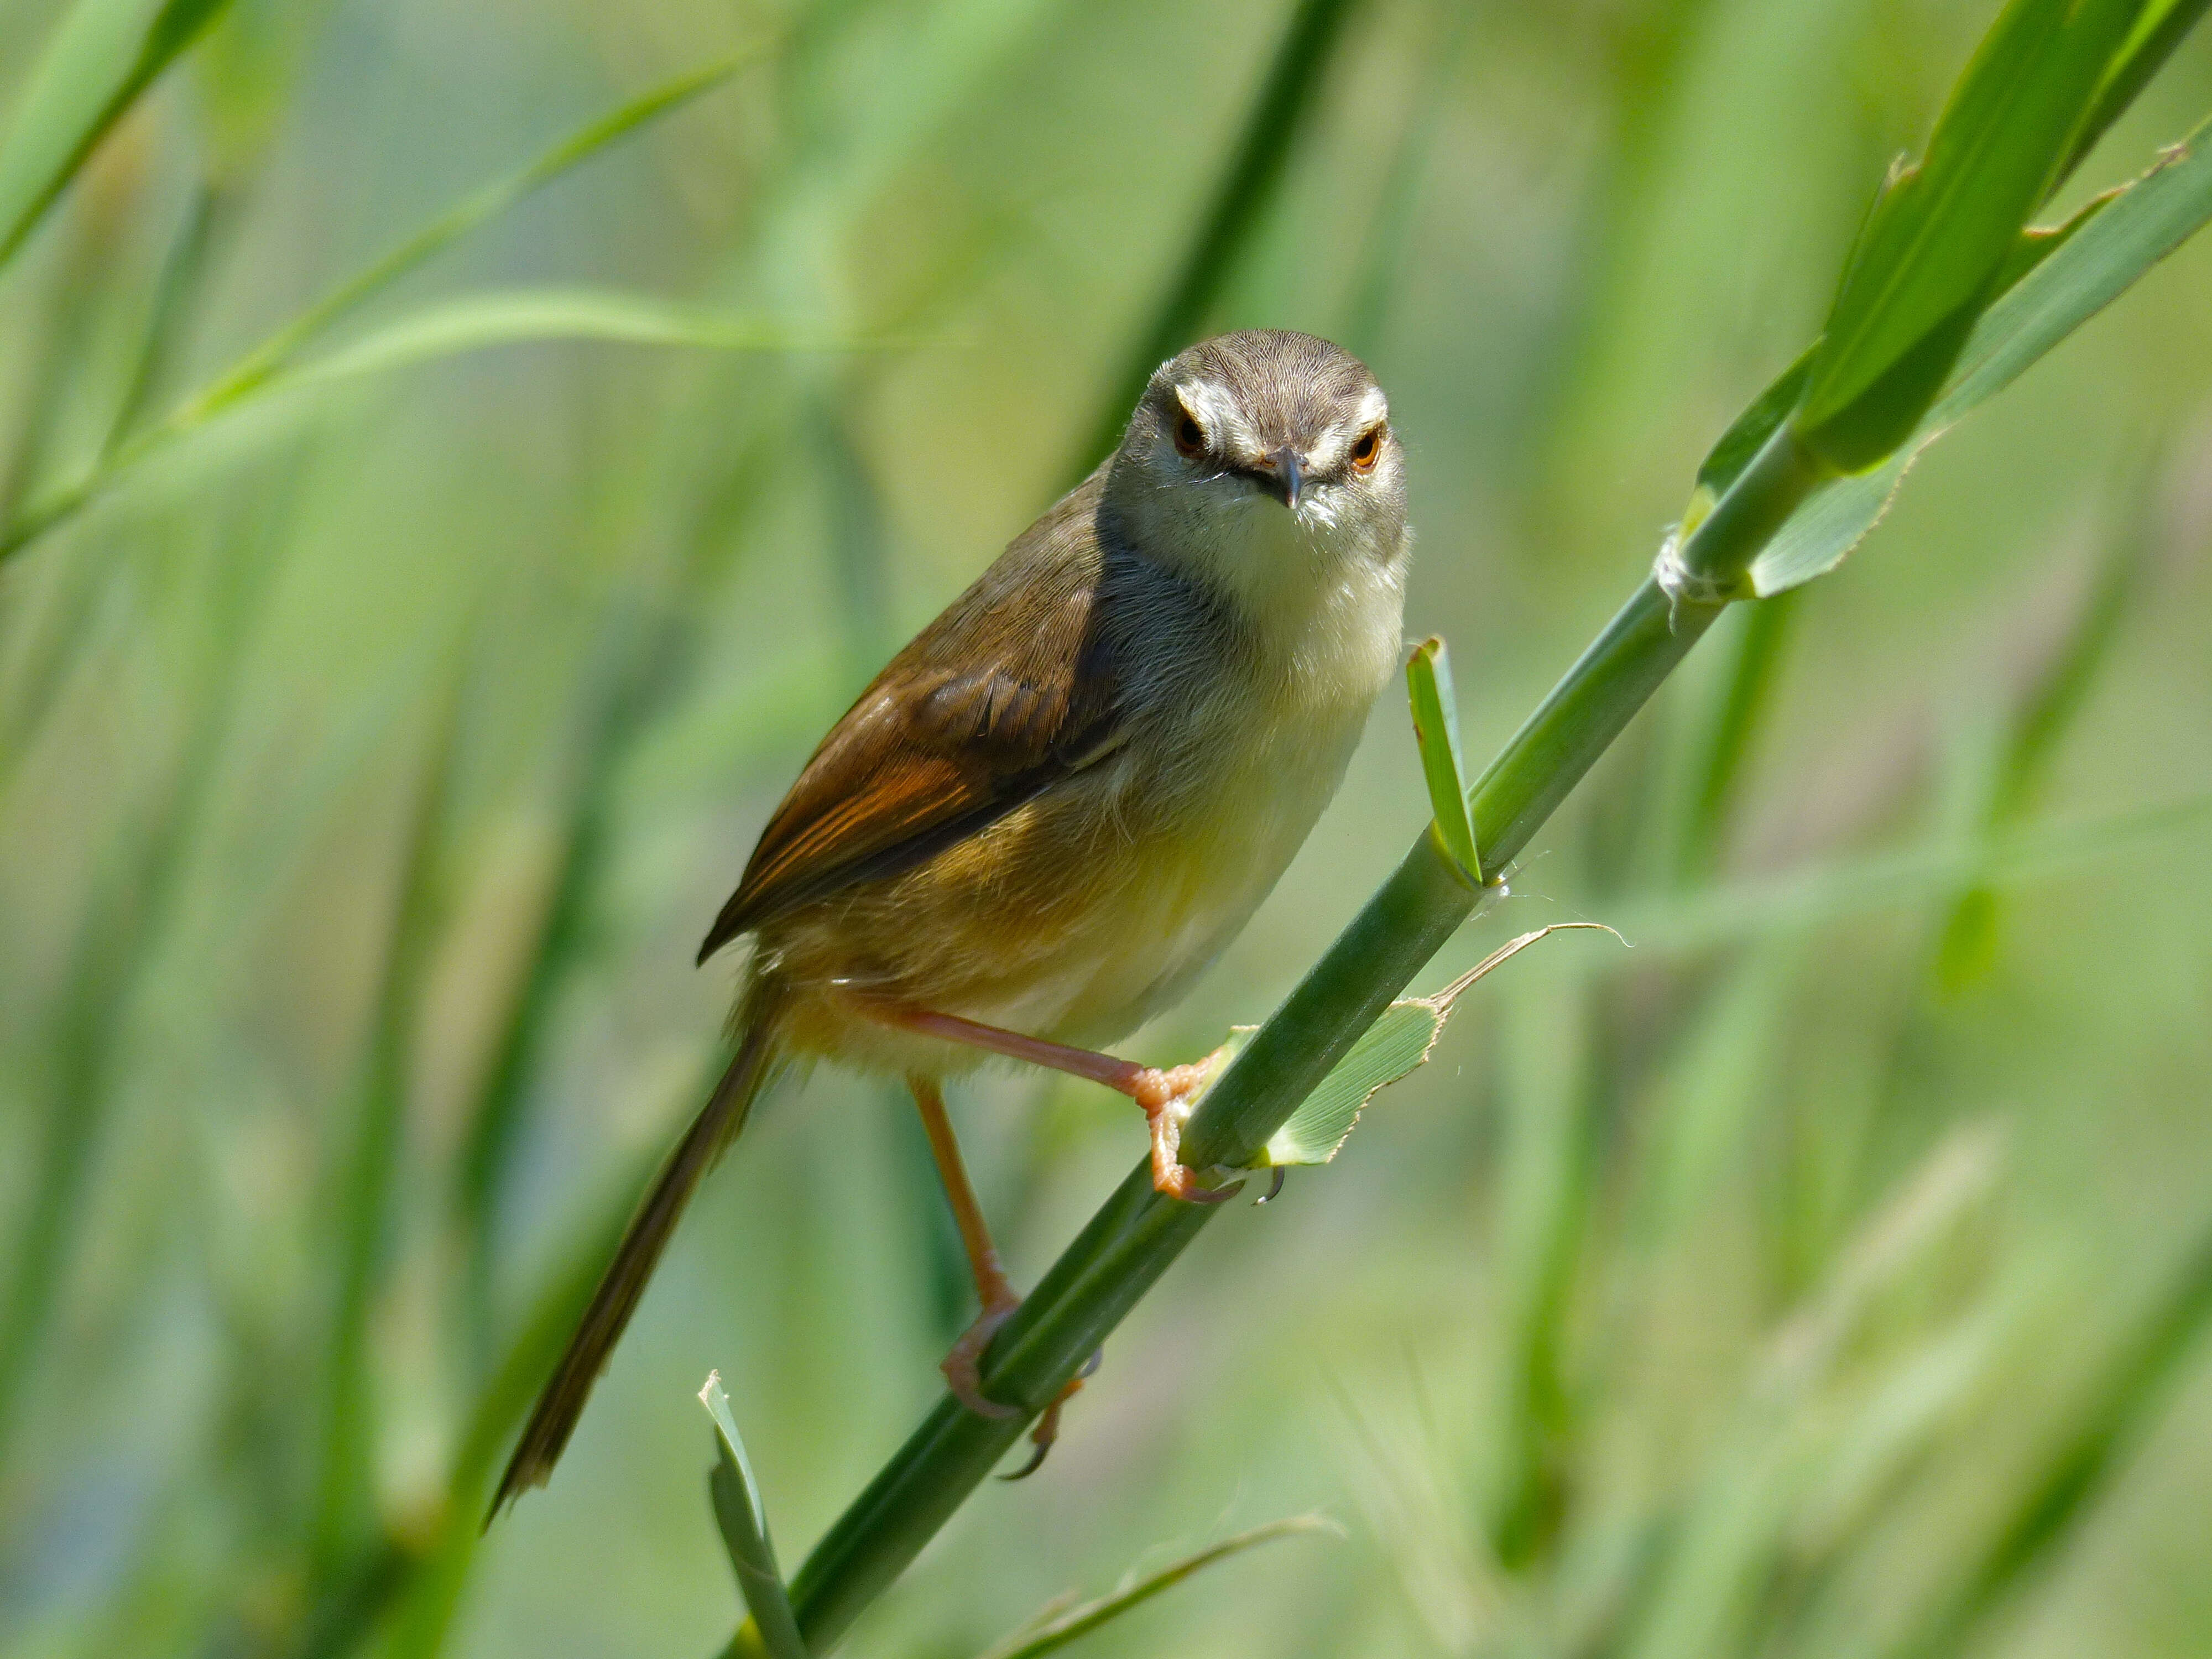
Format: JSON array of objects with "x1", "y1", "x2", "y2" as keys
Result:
[
  {"x1": 1407, "y1": 637, "x2": 1480, "y2": 881},
  {"x1": 1673, "y1": 590, "x2": 1801, "y2": 881},
  {"x1": 0, "y1": 0, "x2": 232, "y2": 268},
  {"x1": 0, "y1": 479, "x2": 289, "y2": 1460},
  {"x1": 973, "y1": 1516, "x2": 1337, "y2": 1659},
  {"x1": 1606, "y1": 789, "x2": 2212, "y2": 957},
  {"x1": 0, "y1": 52, "x2": 765, "y2": 566},
  {"x1": 271, "y1": 288, "x2": 862, "y2": 391},
  {"x1": 1936, "y1": 470, "x2": 2147, "y2": 985},
  {"x1": 98, "y1": 181, "x2": 226, "y2": 457},
  {"x1": 310, "y1": 659, "x2": 469, "y2": 1578},
  {"x1": 1070, "y1": 0, "x2": 1368, "y2": 476},
  {"x1": 388, "y1": 1140, "x2": 677, "y2": 1655},
  {"x1": 1892, "y1": 1216, "x2": 2212, "y2": 1659},
  {"x1": 2060, "y1": 0, "x2": 2212, "y2": 184},
  {"x1": 171, "y1": 50, "x2": 766, "y2": 424},
  {"x1": 1339, "y1": 0, "x2": 1474, "y2": 358},
  {"x1": 702, "y1": 1374, "x2": 807, "y2": 1659},
  {"x1": 1260, "y1": 924, "x2": 1620, "y2": 1168}
]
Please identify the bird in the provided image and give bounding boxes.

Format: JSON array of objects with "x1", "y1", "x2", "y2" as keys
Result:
[{"x1": 491, "y1": 328, "x2": 1411, "y2": 1515}]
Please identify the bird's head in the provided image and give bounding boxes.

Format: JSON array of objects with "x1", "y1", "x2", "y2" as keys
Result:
[{"x1": 1105, "y1": 330, "x2": 1408, "y2": 623}]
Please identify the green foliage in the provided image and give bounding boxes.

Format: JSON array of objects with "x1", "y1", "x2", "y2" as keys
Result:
[
  {"x1": 1071, "y1": 0, "x2": 1370, "y2": 475},
  {"x1": 1255, "y1": 922, "x2": 1618, "y2": 1169},
  {"x1": 165, "y1": 51, "x2": 764, "y2": 423},
  {"x1": 1256, "y1": 1002, "x2": 1436, "y2": 1168},
  {"x1": 275, "y1": 288, "x2": 855, "y2": 391}
]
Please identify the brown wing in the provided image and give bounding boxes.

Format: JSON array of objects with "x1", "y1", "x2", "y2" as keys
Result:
[{"x1": 697, "y1": 490, "x2": 1120, "y2": 961}]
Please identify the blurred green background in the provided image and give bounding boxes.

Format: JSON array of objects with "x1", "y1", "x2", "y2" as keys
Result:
[{"x1": 6, "y1": 1, "x2": 2212, "y2": 1655}]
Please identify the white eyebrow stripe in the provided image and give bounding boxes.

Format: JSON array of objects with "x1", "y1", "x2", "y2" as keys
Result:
[
  {"x1": 1175, "y1": 379, "x2": 1258, "y2": 455},
  {"x1": 1302, "y1": 386, "x2": 1390, "y2": 472},
  {"x1": 1305, "y1": 427, "x2": 1353, "y2": 471}
]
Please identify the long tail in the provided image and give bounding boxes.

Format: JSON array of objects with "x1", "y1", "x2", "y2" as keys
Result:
[{"x1": 487, "y1": 987, "x2": 785, "y2": 1521}]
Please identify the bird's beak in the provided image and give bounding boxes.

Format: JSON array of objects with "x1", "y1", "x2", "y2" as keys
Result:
[{"x1": 1262, "y1": 446, "x2": 1304, "y2": 510}]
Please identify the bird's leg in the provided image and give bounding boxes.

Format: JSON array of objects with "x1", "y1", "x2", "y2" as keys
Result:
[
  {"x1": 880, "y1": 1006, "x2": 1241, "y2": 1203},
  {"x1": 910, "y1": 1076, "x2": 1021, "y2": 1419},
  {"x1": 909, "y1": 1076, "x2": 1093, "y2": 1473}
]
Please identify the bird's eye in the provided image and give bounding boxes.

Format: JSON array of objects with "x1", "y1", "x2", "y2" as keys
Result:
[
  {"x1": 1349, "y1": 424, "x2": 1385, "y2": 473},
  {"x1": 1172, "y1": 408, "x2": 1207, "y2": 458}
]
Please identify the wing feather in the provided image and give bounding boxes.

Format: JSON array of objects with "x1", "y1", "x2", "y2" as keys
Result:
[{"x1": 698, "y1": 483, "x2": 1119, "y2": 961}]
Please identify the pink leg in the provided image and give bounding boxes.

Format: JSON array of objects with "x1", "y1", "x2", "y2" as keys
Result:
[
  {"x1": 871, "y1": 1004, "x2": 1241, "y2": 1204},
  {"x1": 911, "y1": 1073, "x2": 1096, "y2": 1475}
]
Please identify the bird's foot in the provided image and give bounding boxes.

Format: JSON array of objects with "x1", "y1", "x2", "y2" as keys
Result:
[
  {"x1": 944, "y1": 1295, "x2": 1102, "y2": 1479},
  {"x1": 1131, "y1": 1048, "x2": 1243, "y2": 1204},
  {"x1": 1000, "y1": 1348, "x2": 1102, "y2": 1481},
  {"x1": 942, "y1": 1295, "x2": 1024, "y2": 1420}
]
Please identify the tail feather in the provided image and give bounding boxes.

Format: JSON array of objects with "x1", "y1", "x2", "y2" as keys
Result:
[{"x1": 488, "y1": 993, "x2": 784, "y2": 1521}]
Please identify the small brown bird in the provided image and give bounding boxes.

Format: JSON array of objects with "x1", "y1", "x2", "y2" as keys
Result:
[{"x1": 492, "y1": 330, "x2": 1411, "y2": 1512}]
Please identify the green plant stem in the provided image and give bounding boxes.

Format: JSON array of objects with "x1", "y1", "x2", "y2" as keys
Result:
[
  {"x1": 311, "y1": 684, "x2": 463, "y2": 1579},
  {"x1": 733, "y1": 834, "x2": 1474, "y2": 1659},
  {"x1": 719, "y1": 330, "x2": 1828, "y2": 1659}
]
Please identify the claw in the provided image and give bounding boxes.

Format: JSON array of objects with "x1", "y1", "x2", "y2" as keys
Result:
[
  {"x1": 1256, "y1": 1166, "x2": 1287, "y2": 1204},
  {"x1": 994, "y1": 1349, "x2": 1101, "y2": 1481},
  {"x1": 1159, "y1": 1164, "x2": 1242, "y2": 1203},
  {"x1": 942, "y1": 1301, "x2": 1022, "y2": 1420},
  {"x1": 1000, "y1": 1421, "x2": 1055, "y2": 1481},
  {"x1": 999, "y1": 1350, "x2": 1096, "y2": 1481},
  {"x1": 1136, "y1": 1048, "x2": 1246, "y2": 1203}
]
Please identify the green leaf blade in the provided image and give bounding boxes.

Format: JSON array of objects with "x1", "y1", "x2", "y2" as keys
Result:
[
  {"x1": 174, "y1": 49, "x2": 762, "y2": 424},
  {"x1": 274, "y1": 288, "x2": 854, "y2": 393},
  {"x1": 0, "y1": 53, "x2": 768, "y2": 570},
  {"x1": 702, "y1": 1375, "x2": 807, "y2": 1659},
  {"x1": 1260, "y1": 1001, "x2": 1442, "y2": 1167},
  {"x1": 974, "y1": 1517, "x2": 1336, "y2": 1659},
  {"x1": 2062, "y1": 0, "x2": 2212, "y2": 182},
  {"x1": 1795, "y1": 0, "x2": 2151, "y2": 469},
  {"x1": 1406, "y1": 637, "x2": 1480, "y2": 883},
  {"x1": 1748, "y1": 111, "x2": 2212, "y2": 596},
  {"x1": 0, "y1": 0, "x2": 233, "y2": 269},
  {"x1": 1251, "y1": 924, "x2": 1620, "y2": 1168}
]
